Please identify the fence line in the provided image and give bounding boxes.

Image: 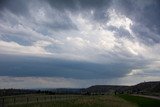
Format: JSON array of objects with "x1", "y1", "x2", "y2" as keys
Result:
[{"x1": 0, "y1": 95, "x2": 80, "y2": 107}]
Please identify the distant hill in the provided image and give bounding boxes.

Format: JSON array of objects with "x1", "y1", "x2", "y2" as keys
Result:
[
  {"x1": 86, "y1": 85, "x2": 129, "y2": 94},
  {"x1": 0, "y1": 81, "x2": 160, "y2": 96},
  {"x1": 131, "y1": 81, "x2": 160, "y2": 92},
  {"x1": 85, "y1": 81, "x2": 160, "y2": 95},
  {"x1": 46, "y1": 88, "x2": 82, "y2": 94}
]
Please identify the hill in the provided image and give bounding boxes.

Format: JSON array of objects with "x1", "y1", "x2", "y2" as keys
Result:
[
  {"x1": 132, "y1": 81, "x2": 160, "y2": 93},
  {"x1": 85, "y1": 81, "x2": 160, "y2": 96},
  {"x1": 85, "y1": 85, "x2": 129, "y2": 94},
  {"x1": 0, "y1": 81, "x2": 160, "y2": 96}
]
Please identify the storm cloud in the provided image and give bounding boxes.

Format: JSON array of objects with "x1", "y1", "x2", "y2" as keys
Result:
[{"x1": 0, "y1": 0, "x2": 160, "y2": 88}]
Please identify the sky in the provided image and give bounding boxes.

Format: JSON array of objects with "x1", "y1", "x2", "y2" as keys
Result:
[{"x1": 0, "y1": 0, "x2": 160, "y2": 88}]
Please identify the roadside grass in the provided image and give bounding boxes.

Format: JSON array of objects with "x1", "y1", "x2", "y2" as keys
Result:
[
  {"x1": 118, "y1": 94, "x2": 160, "y2": 107},
  {"x1": 6, "y1": 95, "x2": 137, "y2": 107}
]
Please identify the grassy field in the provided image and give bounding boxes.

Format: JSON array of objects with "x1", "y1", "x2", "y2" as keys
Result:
[
  {"x1": 118, "y1": 94, "x2": 160, "y2": 107},
  {"x1": 2, "y1": 94, "x2": 137, "y2": 107},
  {"x1": 2, "y1": 94, "x2": 160, "y2": 107}
]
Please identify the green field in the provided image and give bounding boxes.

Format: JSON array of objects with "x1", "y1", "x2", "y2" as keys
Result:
[
  {"x1": 1, "y1": 94, "x2": 160, "y2": 107},
  {"x1": 118, "y1": 94, "x2": 160, "y2": 107},
  {"x1": 2, "y1": 94, "x2": 137, "y2": 107}
]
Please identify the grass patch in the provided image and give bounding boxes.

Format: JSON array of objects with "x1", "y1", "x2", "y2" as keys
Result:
[{"x1": 118, "y1": 94, "x2": 160, "y2": 107}]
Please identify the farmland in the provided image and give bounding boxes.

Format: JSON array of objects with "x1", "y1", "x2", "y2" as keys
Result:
[
  {"x1": 1, "y1": 94, "x2": 160, "y2": 107},
  {"x1": 1, "y1": 94, "x2": 137, "y2": 107}
]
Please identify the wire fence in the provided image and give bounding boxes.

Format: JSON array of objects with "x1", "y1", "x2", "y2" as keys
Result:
[{"x1": 0, "y1": 94, "x2": 81, "y2": 107}]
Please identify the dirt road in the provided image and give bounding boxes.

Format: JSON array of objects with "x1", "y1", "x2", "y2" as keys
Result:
[{"x1": 132, "y1": 94, "x2": 160, "y2": 100}]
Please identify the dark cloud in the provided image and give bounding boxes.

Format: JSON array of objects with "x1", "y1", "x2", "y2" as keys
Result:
[
  {"x1": 46, "y1": 0, "x2": 111, "y2": 23},
  {"x1": 0, "y1": 54, "x2": 136, "y2": 79},
  {"x1": 46, "y1": 0, "x2": 110, "y2": 10},
  {"x1": 46, "y1": 0, "x2": 77, "y2": 11},
  {"x1": 113, "y1": 0, "x2": 160, "y2": 43},
  {"x1": 0, "y1": 0, "x2": 78, "y2": 31},
  {"x1": 0, "y1": 0, "x2": 29, "y2": 16}
]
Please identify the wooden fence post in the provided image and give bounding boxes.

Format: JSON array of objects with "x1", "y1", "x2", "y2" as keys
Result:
[
  {"x1": 37, "y1": 97, "x2": 38, "y2": 102},
  {"x1": 27, "y1": 97, "x2": 29, "y2": 104},
  {"x1": 2, "y1": 98, "x2": 4, "y2": 107},
  {"x1": 13, "y1": 97, "x2": 15, "y2": 104},
  {"x1": 51, "y1": 96, "x2": 52, "y2": 101}
]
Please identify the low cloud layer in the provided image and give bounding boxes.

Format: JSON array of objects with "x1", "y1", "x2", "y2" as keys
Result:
[{"x1": 0, "y1": 0, "x2": 160, "y2": 88}]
